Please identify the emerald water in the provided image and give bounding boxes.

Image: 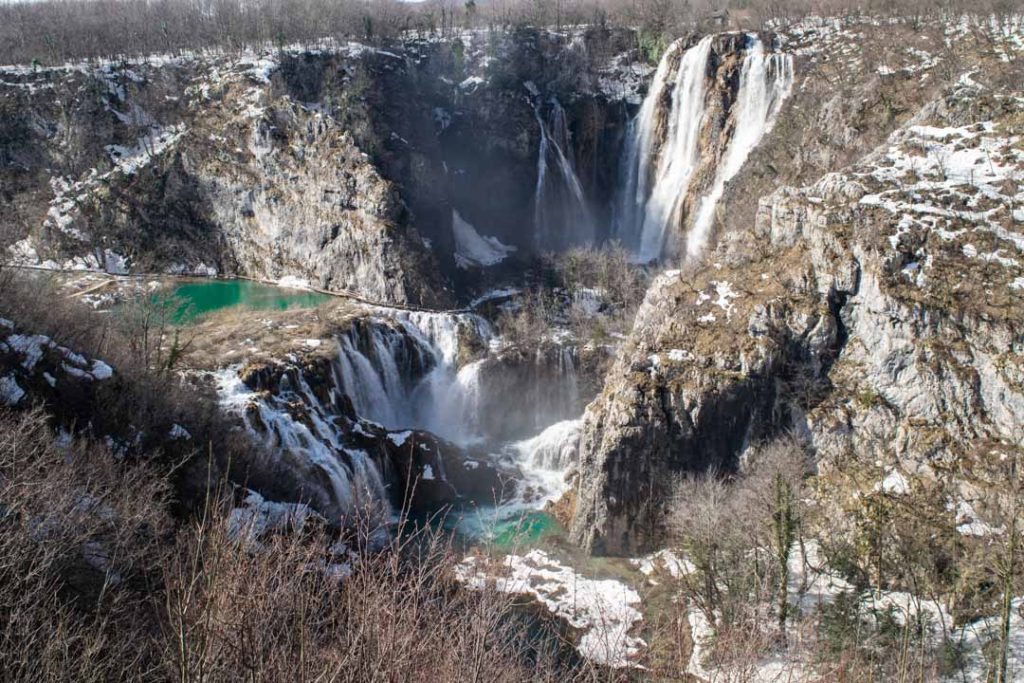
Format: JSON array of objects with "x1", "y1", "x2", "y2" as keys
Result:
[
  {"x1": 491, "y1": 511, "x2": 558, "y2": 547},
  {"x1": 168, "y1": 279, "x2": 333, "y2": 322},
  {"x1": 441, "y1": 508, "x2": 559, "y2": 549}
]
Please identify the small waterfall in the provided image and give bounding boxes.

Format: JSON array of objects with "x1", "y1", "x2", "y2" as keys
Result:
[
  {"x1": 218, "y1": 304, "x2": 588, "y2": 537},
  {"x1": 615, "y1": 34, "x2": 793, "y2": 263},
  {"x1": 216, "y1": 366, "x2": 391, "y2": 525},
  {"x1": 686, "y1": 38, "x2": 793, "y2": 257},
  {"x1": 514, "y1": 419, "x2": 581, "y2": 472},
  {"x1": 491, "y1": 418, "x2": 581, "y2": 511},
  {"x1": 335, "y1": 319, "x2": 431, "y2": 428},
  {"x1": 523, "y1": 344, "x2": 580, "y2": 436},
  {"x1": 532, "y1": 97, "x2": 594, "y2": 252},
  {"x1": 332, "y1": 309, "x2": 583, "y2": 448}
]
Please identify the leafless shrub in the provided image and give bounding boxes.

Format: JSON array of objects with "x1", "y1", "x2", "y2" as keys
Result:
[
  {"x1": 667, "y1": 435, "x2": 811, "y2": 668},
  {"x1": 0, "y1": 406, "x2": 590, "y2": 682},
  {"x1": 0, "y1": 407, "x2": 171, "y2": 682},
  {"x1": 161, "y1": 498, "x2": 581, "y2": 682}
]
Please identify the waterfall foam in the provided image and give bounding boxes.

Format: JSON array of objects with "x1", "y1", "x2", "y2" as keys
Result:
[
  {"x1": 533, "y1": 96, "x2": 594, "y2": 252},
  {"x1": 615, "y1": 34, "x2": 793, "y2": 263},
  {"x1": 513, "y1": 419, "x2": 581, "y2": 474}
]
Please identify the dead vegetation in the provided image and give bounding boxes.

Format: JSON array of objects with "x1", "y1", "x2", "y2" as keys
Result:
[
  {"x1": 0, "y1": 0, "x2": 1017, "y2": 67},
  {"x1": 0, "y1": 269, "x2": 626, "y2": 682},
  {"x1": 495, "y1": 243, "x2": 649, "y2": 350},
  {"x1": 0, "y1": 407, "x2": 607, "y2": 682},
  {"x1": 651, "y1": 434, "x2": 1024, "y2": 681}
]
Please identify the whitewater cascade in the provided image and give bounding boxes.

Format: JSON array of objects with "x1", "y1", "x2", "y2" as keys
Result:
[
  {"x1": 615, "y1": 34, "x2": 793, "y2": 262},
  {"x1": 532, "y1": 97, "x2": 595, "y2": 252},
  {"x1": 335, "y1": 311, "x2": 494, "y2": 444},
  {"x1": 334, "y1": 309, "x2": 585, "y2": 513},
  {"x1": 217, "y1": 306, "x2": 586, "y2": 530},
  {"x1": 336, "y1": 310, "x2": 581, "y2": 446},
  {"x1": 217, "y1": 365, "x2": 391, "y2": 525}
]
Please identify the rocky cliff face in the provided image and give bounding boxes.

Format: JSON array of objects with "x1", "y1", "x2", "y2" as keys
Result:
[
  {"x1": 2, "y1": 28, "x2": 643, "y2": 306},
  {"x1": 2, "y1": 53, "x2": 449, "y2": 305},
  {"x1": 570, "y1": 44, "x2": 1024, "y2": 554}
]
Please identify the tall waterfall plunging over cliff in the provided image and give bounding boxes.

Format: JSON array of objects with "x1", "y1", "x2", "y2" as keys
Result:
[
  {"x1": 616, "y1": 36, "x2": 713, "y2": 262},
  {"x1": 686, "y1": 38, "x2": 793, "y2": 257},
  {"x1": 533, "y1": 97, "x2": 595, "y2": 252},
  {"x1": 614, "y1": 34, "x2": 793, "y2": 262}
]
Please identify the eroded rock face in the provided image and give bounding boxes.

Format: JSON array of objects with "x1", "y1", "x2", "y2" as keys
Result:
[
  {"x1": 2, "y1": 28, "x2": 643, "y2": 306},
  {"x1": 3, "y1": 54, "x2": 450, "y2": 306},
  {"x1": 571, "y1": 81, "x2": 1024, "y2": 555}
]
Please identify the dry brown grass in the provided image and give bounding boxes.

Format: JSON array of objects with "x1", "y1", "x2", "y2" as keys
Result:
[
  {"x1": 0, "y1": 407, "x2": 602, "y2": 683},
  {"x1": 0, "y1": 407, "x2": 171, "y2": 682}
]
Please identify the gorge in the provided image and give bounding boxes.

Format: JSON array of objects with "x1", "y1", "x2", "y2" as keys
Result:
[{"x1": 1, "y1": 9, "x2": 1023, "y2": 680}]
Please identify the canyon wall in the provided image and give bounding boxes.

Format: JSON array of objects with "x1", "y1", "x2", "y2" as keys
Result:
[{"x1": 570, "y1": 18, "x2": 1024, "y2": 554}]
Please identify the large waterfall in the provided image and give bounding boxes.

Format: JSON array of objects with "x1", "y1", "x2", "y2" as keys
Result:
[
  {"x1": 686, "y1": 38, "x2": 793, "y2": 258},
  {"x1": 532, "y1": 96, "x2": 595, "y2": 252},
  {"x1": 616, "y1": 36, "x2": 714, "y2": 262},
  {"x1": 615, "y1": 34, "x2": 793, "y2": 263}
]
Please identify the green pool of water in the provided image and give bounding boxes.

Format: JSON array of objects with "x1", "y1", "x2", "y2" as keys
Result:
[
  {"x1": 167, "y1": 279, "x2": 333, "y2": 322},
  {"x1": 490, "y1": 511, "x2": 558, "y2": 548}
]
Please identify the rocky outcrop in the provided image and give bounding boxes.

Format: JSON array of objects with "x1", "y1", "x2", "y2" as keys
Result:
[
  {"x1": 570, "y1": 80, "x2": 1024, "y2": 555},
  {"x1": 2, "y1": 54, "x2": 449, "y2": 306}
]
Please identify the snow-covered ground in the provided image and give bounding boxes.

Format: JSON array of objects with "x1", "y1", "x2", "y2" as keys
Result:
[
  {"x1": 457, "y1": 549, "x2": 644, "y2": 668},
  {"x1": 452, "y1": 210, "x2": 517, "y2": 269},
  {"x1": 633, "y1": 539, "x2": 1024, "y2": 682}
]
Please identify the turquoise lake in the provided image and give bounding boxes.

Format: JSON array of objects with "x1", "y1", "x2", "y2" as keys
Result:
[{"x1": 168, "y1": 279, "x2": 333, "y2": 322}]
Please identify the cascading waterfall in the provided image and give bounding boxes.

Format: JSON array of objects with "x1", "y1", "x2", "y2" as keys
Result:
[
  {"x1": 686, "y1": 38, "x2": 793, "y2": 257},
  {"x1": 334, "y1": 319, "x2": 430, "y2": 429},
  {"x1": 532, "y1": 97, "x2": 595, "y2": 252},
  {"x1": 218, "y1": 304, "x2": 586, "y2": 537},
  {"x1": 335, "y1": 310, "x2": 495, "y2": 444},
  {"x1": 334, "y1": 309, "x2": 581, "y2": 448},
  {"x1": 614, "y1": 34, "x2": 793, "y2": 263},
  {"x1": 615, "y1": 36, "x2": 713, "y2": 262},
  {"x1": 216, "y1": 365, "x2": 391, "y2": 525}
]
